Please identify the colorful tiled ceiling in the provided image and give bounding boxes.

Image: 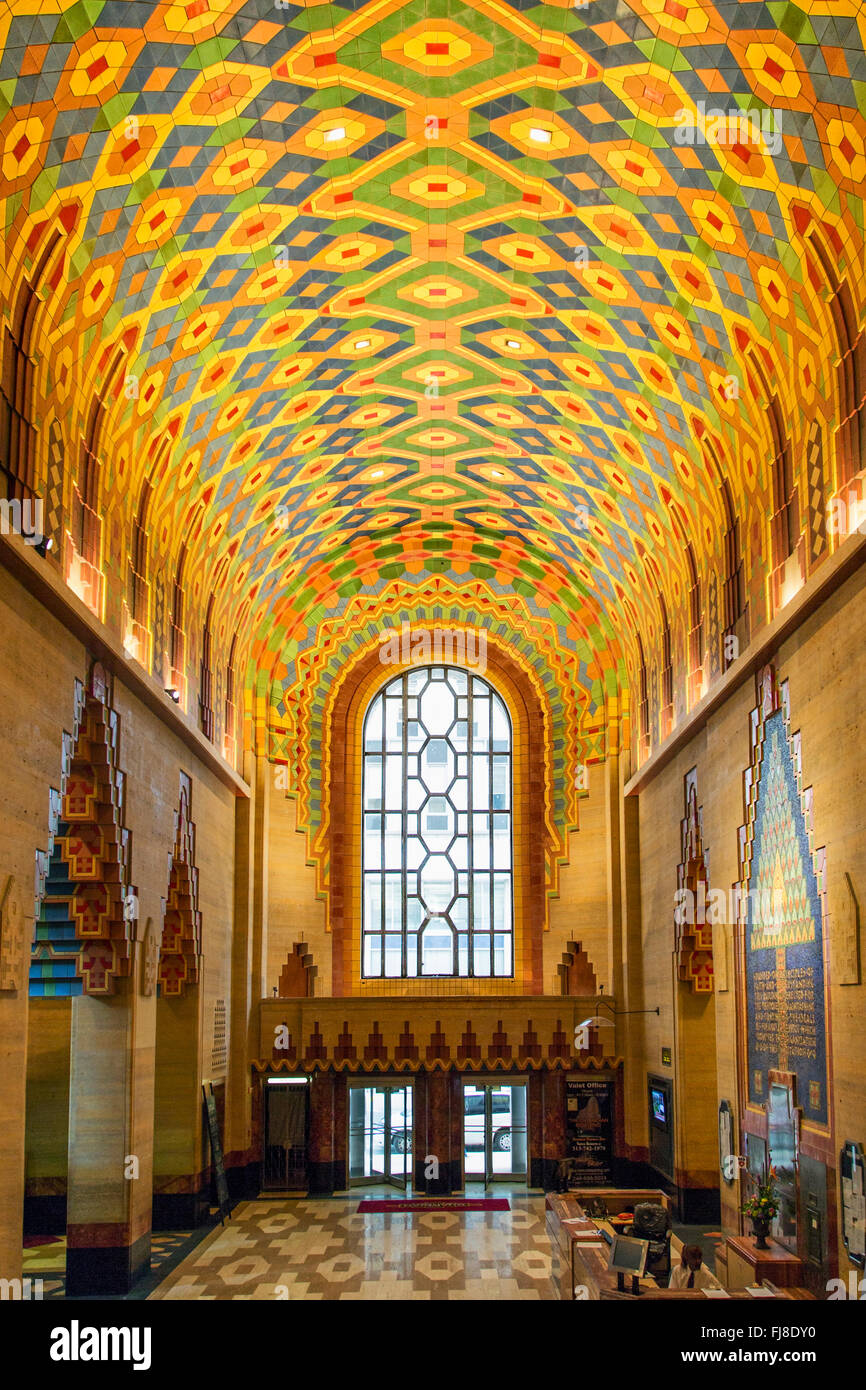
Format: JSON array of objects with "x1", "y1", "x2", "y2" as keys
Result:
[{"x1": 2, "y1": 0, "x2": 864, "y2": 802}]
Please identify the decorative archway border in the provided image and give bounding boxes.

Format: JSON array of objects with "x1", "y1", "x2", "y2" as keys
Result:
[{"x1": 322, "y1": 630, "x2": 554, "y2": 996}]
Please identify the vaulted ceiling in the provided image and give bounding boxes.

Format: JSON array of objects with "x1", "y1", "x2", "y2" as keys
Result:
[{"x1": 2, "y1": 0, "x2": 864, "y2": 799}]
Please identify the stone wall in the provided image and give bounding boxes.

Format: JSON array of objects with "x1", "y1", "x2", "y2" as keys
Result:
[
  {"x1": 0, "y1": 559, "x2": 239, "y2": 1281},
  {"x1": 632, "y1": 559, "x2": 866, "y2": 1275}
]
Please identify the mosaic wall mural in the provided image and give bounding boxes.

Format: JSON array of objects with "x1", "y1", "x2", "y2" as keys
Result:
[{"x1": 739, "y1": 667, "x2": 829, "y2": 1130}]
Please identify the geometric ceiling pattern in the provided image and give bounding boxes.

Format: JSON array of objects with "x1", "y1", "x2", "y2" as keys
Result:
[{"x1": 2, "y1": 0, "x2": 865, "y2": 821}]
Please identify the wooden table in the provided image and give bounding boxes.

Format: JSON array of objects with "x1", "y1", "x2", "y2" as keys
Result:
[{"x1": 725, "y1": 1235, "x2": 805, "y2": 1289}]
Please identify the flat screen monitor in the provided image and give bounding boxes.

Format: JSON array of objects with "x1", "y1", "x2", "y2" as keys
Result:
[
  {"x1": 608, "y1": 1235, "x2": 649, "y2": 1278},
  {"x1": 651, "y1": 1087, "x2": 667, "y2": 1124}
]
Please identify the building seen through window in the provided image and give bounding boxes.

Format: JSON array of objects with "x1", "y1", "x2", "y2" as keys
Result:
[{"x1": 362, "y1": 664, "x2": 512, "y2": 979}]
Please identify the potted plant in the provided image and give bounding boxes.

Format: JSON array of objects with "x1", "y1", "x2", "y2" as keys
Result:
[{"x1": 742, "y1": 1166, "x2": 779, "y2": 1250}]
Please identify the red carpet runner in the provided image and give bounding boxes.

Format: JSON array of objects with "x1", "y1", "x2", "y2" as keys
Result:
[{"x1": 357, "y1": 1198, "x2": 510, "y2": 1213}]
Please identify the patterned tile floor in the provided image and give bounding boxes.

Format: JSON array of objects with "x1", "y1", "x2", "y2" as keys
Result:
[
  {"x1": 24, "y1": 1231, "x2": 200, "y2": 1300},
  {"x1": 149, "y1": 1196, "x2": 555, "y2": 1300}
]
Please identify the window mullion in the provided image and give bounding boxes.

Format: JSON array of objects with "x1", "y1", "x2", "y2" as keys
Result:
[
  {"x1": 379, "y1": 703, "x2": 385, "y2": 973},
  {"x1": 401, "y1": 672, "x2": 408, "y2": 980},
  {"x1": 467, "y1": 681, "x2": 474, "y2": 977},
  {"x1": 489, "y1": 703, "x2": 494, "y2": 977}
]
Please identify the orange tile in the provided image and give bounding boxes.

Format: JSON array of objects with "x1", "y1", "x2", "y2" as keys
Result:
[
  {"x1": 171, "y1": 146, "x2": 200, "y2": 169},
  {"x1": 694, "y1": 68, "x2": 730, "y2": 93},
  {"x1": 64, "y1": 132, "x2": 88, "y2": 162},
  {"x1": 822, "y1": 46, "x2": 849, "y2": 78},
  {"x1": 245, "y1": 19, "x2": 283, "y2": 45},
  {"x1": 21, "y1": 44, "x2": 48, "y2": 76},
  {"x1": 143, "y1": 67, "x2": 175, "y2": 92}
]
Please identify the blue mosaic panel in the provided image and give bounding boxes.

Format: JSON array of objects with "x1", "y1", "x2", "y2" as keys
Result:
[{"x1": 745, "y1": 711, "x2": 827, "y2": 1128}]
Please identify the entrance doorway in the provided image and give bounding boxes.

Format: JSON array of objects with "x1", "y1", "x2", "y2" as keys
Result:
[
  {"x1": 262, "y1": 1078, "x2": 309, "y2": 1191},
  {"x1": 348, "y1": 1083, "x2": 413, "y2": 1188},
  {"x1": 463, "y1": 1082, "x2": 527, "y2": 1184}
]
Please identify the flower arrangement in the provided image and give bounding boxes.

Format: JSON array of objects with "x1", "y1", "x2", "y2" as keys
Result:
[{"x1": 742, "y1": 1166, "x2": 779, "y2": 1222}]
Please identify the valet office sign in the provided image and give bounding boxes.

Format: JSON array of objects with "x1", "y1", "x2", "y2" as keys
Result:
[{"x1": 565, "y1": 1077, "x2": 613, "y2": 1183}]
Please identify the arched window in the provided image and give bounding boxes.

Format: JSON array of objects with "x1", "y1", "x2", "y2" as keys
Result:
[
  {"x1": 767, "y1": 394, "x2": 798, "y2": 565},
  {"x1": 0, "y1": 280, "x2": 39, "y2": 503},
  {"x1": 659, "y1": 596, "x2": 673, "y2": 716},
  {"x1": 199, "y1": 593, "x2": 214, "y2": 742},
  {"x1": 224, "y1": 632, "x2": 237, "y2": 764},
  {"x1": 720, "y1": 477, "x2": 745, "y2": 663},
  {"x1": 1, "y1": 229, "x2": 63, "y2": 506},
  {"x1": 362, "y1": 665, "x2": 512, "y2": 979},
  {"x1": 807, "y1": 229, "x2": 865, "y2": 487},
  {"x1": 128, "y1": 478, "x2": 151, "y2": 629},
  {"x1": 684, "y1": 542, "x2": 703, "y2": 689},
  {"x1": 167, "y1": 543, "x2": 187, "y2": 704},
  {"x1": 636, "y1": 635, "x2": 650, "y2": 758}
]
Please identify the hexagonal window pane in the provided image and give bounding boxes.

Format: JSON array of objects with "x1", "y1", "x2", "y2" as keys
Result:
[
  {"x1": 420, "y1": 682, "x2": 455, "y2": 736},
  {"x1": 421, "y1": 739, "x2": 454, "y2": 792},
  {"x1": 420, "y1": 797, "x2": 454, "y2": 854},
  {"x1": 420, "y1": 856, "x2": 455, "y2": 913}
]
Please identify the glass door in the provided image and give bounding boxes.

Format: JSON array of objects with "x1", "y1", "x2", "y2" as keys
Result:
[
  {"x1": 463, "y1": 1084, "x2": 493, "y2": 1183},
  {"x1": 348, "y1": 1084, "x2": 413, "y2": 1188},
  {"x1": 462, "y1": 1082, "x2": 528, "y2": 1184}
]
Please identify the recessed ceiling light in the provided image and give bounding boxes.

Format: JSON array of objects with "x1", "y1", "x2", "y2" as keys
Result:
[
  {"x1": 529, "y1": 127, "x2": 551, "y2": 144},
  {"x1": 505, "y1": 338, "x2": 521, "y2": 350},
  {"x1": 371, "y1": 469, "x2": 384, "y2": 478},
  {"x1": 491, "y1": 469, "x2": 504, "y2": 478},
  {"x1": 354, "y1": 338, "x2": 371, "y2": 350},
  {"x1": 324, "y1": 126, "x2": 346, "y2": 142}
]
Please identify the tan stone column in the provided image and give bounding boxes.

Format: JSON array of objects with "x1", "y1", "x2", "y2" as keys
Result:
[
  {"x1": 224, "y1": 790, "x2": 255, "y2": 1196},
  {"x1": 66, "y1": 987, "x2": 153, "y2": 1295},
  {"x1": 152, "y1": 988, "x2": 205, "y2": 1228},
  {"x1": 0, "y1": 895, "x2": 32, "y2": 1285},
  {"x1": 223, "y1": 753, "x2": 268, "y2": 1199}
]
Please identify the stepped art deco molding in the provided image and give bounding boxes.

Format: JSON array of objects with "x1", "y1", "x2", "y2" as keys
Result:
[
  {"x1": 30, "y1": 663, "x2": 136, "y2": 996},
  {"x1": 158, "y1": 771, "x2": 203, "y2": 997}
]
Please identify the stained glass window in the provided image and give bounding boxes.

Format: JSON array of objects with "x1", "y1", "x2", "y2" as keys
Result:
[{"x1": 362, "y1": 666, "x2": 512, "y2": 978}]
